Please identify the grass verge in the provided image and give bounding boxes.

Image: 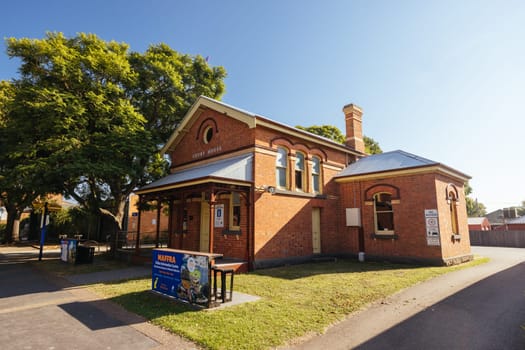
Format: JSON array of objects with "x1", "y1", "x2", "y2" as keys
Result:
[{"x1": 91, "y1": 256, "x2": 488, "y2": 350}]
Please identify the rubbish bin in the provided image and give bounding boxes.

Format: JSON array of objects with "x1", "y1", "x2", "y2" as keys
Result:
[
  {"x1": 75, "y1": 245, "x2": 94, "y2": 264},
  {"x1": 60, "y1": 239, "x2": 78, "y2": 263}
]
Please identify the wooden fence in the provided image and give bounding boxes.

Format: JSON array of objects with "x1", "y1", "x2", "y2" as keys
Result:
[{"x1": 469, "y1": 230, "x2": 525, "y2": 248}]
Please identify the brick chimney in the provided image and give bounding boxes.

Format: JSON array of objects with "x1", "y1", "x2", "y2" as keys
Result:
[{"x1": 343, "y1": 103, "x2": 364, "y2": 153}]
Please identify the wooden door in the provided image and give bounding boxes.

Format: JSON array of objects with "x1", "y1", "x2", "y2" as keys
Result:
[
  {"x1": 312, "y1": 208, "x2": 321, "y2": 254},
  {"x1": 200, "y1": 201, "x2": 210, "y2": 252}
]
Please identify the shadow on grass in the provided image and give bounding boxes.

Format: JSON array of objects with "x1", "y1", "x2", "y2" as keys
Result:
[
  {"x1": 251, "y1": 258, "x2": 425, "y2": 280},
  {"x1": 29, "y1": 253, "x2": 132, "y2": 277},
  {"x1": 105, "y1": 288, "x2": 200, "y2": 320}
]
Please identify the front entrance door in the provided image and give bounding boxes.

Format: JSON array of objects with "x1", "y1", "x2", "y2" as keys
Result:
[
  {"x1": 200, "y1": 201, "x2": 210, "y2": 252},
  {"x1": 312, "y1": 208, "x2": 321, "y2": 254}
]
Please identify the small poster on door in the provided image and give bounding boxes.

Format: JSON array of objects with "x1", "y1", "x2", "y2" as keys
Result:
[{"x1": 215, "y1": 204, "x2": 224, "y2": 228}]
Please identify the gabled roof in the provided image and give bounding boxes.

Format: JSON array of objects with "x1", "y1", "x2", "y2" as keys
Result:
[
  {"x1": 136, "y1": 153, "x2": 253, "y2": 194},
  {"x1": 335, "y1": 150, "x2": 470, "y2": 182},
  {"x1": 162, "y1": 95, "x2": 362, "y2": 156},
  {"x1": 485, "y1": 209, "x2": 504, "y2": 224}
]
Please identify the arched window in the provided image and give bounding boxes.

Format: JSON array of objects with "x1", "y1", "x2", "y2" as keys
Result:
[
  {"x1": 449, "y1": 191, "x2": 459, "y2": 234},
  {"x1": 374, "y1": 193, "x2": 394, "y2": 234},
  {"x1": 311, "y1": 156, "x2": 321, "y2": 193},
  {"x1": 295, "y1": 152, "x2": 305, "y2": 191},
  {"x1": 276, "y1": 147, "x2": 288, "y2": 189}
]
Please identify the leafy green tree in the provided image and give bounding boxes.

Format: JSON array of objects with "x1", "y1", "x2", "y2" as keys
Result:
[
  {"x1": 0, "y1": 80, "x2": 41, "y2": 243},
  {"x1": 296, "y1": 124, "x2": 382, "y2": 154},
  {"x1": 363, "y1": 135, "x2": 382, "y2": 155},
  {"x1": 519, "y1": 201, "x2": 525, "y2": 216},
  {"x1": 3, "y1": 32, "x2": 226, "y2": 235},
  {"x1": 296, "y1": 125, "x2": 345, "y2": 144},
  {"x1": 464, "y1": 182, "x2": 487, "y2": 217}
]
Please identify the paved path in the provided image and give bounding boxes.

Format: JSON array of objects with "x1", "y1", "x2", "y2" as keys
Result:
[
  {"x1": 0, "y1": 247, "x2": 199, "y2": 350},
  {"x1": 288, "y1": 246, "x2": 525, "y2": 350}
]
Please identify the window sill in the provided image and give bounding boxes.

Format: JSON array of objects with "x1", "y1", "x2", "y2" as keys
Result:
[
  {"x1": 222, "y1": 229, "x2": 242, "y2": 236},
  {"x1": 370, "y1": 233, "x2": 399, "y2": 240},
  {"x1": 452, "y1": 234, "x2": 461, "y2": 241},
  {"x1": 274, "y1": 188, "x2": 326, "y2": 199}
]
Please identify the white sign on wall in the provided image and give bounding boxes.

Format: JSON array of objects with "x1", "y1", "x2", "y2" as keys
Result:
[
  {"x1": 425, "y1": 209, "x2": 440, "y2": 246},
  {"x1": 215, "y1": 204, "x2": 224, "y2": 228}
]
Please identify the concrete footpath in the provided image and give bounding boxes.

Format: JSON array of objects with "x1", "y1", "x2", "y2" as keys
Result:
[
  {"x1": 0, "y1": 246, "x2": 200, "y2": 350},
  {"x1": 287, "y1": 246, "x2": 525, "y2": 349}
]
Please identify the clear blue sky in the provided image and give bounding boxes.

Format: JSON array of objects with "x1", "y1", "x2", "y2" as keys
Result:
[{"x1": 1, "y1": 0, "x2": 524, "y2": 213}]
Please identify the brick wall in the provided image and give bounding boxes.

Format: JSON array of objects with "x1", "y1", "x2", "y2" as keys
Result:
[
  {"x1": 168, "y1": 107, "x2": 255, "y2": 168},
  {"x1": 252, "y1": 139, "x2": 346, "y2": 261},
  {"x1": 339, "y1": 172, "x2": 472, "y2": 264},
  {"x1": 434, "y1": 175, "x2": 472, "y2": 260}
]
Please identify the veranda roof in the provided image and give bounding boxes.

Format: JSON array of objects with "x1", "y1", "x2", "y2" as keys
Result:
[{"x1": 136, "y1": 153, "x2": 253, "y2": 194}]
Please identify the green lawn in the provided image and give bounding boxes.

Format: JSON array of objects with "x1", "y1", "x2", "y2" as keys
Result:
[{"x1": 91, "y1": 257, "x2": 488, "y2": 350}]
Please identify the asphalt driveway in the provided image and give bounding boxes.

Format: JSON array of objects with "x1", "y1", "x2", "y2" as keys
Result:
[{"x1": 291, "y1": 246, "x2": 525, "y2": 350}]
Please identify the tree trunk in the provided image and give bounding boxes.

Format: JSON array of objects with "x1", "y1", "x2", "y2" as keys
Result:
[{"x1": 4, "y1": 205, "x2": 19, "y2": 244}]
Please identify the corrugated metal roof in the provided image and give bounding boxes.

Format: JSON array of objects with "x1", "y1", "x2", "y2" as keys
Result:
[
  {"x1": 336, "y1": 150, "x2": 439, "y2": 178},
  {"x1": 138, "y1": 153, "x2": 253, "y2": 192},
  {"x1": 468, "y1": 217, "x2": 487, "y2": 225},
  {"x1": 507, "y1": 215, "x2": 525, "y2": 224}
]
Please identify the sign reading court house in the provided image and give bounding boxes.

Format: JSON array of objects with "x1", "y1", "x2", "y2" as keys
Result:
[{"x1": 152, "y1": 248, "x2": 220, "y2": 307}]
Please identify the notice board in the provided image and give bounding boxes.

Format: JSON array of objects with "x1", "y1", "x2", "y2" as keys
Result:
[{"x1": 152, "y1": 249, "x2": 212, "y2": 307}]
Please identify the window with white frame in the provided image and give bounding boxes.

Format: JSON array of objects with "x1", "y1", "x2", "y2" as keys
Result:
[
  {"x1": 295, "y1": 152, "x2": 305, "y2": 191},
  {"x1": 276, "y1": 147, "x2": 288, "y2": 189},
  {"x1": 311, "y1": 156, "x2": 321, "y2": 193},
  {"x1": 374, "y1": 193, "x2": 394, "y2": 234}
]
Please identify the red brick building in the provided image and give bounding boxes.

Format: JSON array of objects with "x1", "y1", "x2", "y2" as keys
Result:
[
  {"x1": 467, "y1": 217, "x2": 491, "y2": 231},
  {"x1": 135, "y1": 96, "x2": 472, "y2": 270},
  {"x1": 336, "y1": 151, "x2": 472, "y2": 265}
]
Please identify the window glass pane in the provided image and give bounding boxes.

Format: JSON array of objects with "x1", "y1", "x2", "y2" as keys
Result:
[
  {"x1": 232, "y1": 192, "x2": 241, "y2": 227},
  {"x1": 312, "y1": 174, "x2": 319, "y2": 192},
  {"x1": 376, "y1": 212, "x2": 394, "y2": 230},
  {"x1": 375, "y1": 193, "x2": 392, "y2": 211},
  {"x1": 232, "y1": 192, "x2": 240, "y2": 205},
  {"x1": 449, "y1": 192, "x2": 458, "y2": 234},
  {"x1": 295, "y1": 153, "x2": 304, "y2": 170},
  {"x1": 374, "y1": 193, "x2": 394, "y2": 232},
  {"x1": 233, "y1": 205, "x2": 241, "y2": 226},
  {"x1": 312, "y1": 157, "x2": 320, "y2": 174},
  {"x1": 277, "y1": 168, "x2": 287, "y2": 187},
  {"x1": 276, "y1": 148, "x2": 287, "y2": 167},
  {"x1": 295, "y1": 170, "x2": 303, "y2": 190}
]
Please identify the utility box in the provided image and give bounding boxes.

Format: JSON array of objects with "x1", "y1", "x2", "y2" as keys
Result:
[{"x1": 346, "y1": 208, "x2": 361, "y2": 227}]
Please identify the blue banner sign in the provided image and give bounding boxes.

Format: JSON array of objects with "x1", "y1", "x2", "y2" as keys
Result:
[{"x1": 152, "y1": 249, "x2": 211, "y2": 307}]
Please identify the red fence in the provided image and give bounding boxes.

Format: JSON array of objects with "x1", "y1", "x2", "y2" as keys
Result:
[{"x1": 469, "y1": 230, "x2": 525, "y2": 248}]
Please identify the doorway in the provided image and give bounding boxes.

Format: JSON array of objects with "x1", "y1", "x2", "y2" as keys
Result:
[
  {"x1": 312, "y1": 208, "x2": 321, "y2": 254},
  {"x1": 200, "y1": 201, "x2": 210, "y2": 252}
]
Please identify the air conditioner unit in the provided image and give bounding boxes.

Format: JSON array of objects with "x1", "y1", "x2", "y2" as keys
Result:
[{"x1": 346, "y1": 208, "x2": 361, "y2": 227}]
